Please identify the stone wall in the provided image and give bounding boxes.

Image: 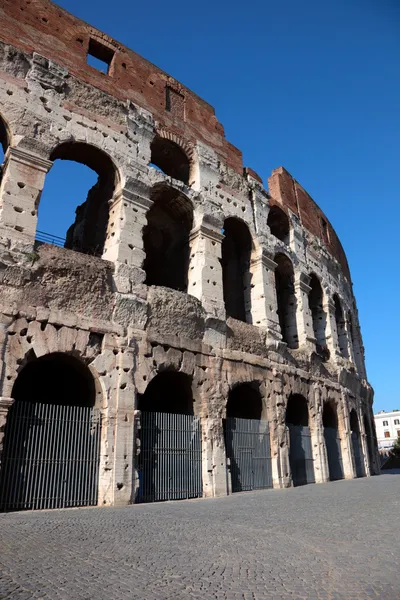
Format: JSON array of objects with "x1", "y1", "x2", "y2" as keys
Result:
[{"x1": 0, "y1": 0, "x2": 379, "y2": 508}]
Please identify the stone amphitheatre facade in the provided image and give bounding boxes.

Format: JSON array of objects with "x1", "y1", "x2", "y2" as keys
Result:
[{"x1": 0, "y1": 0, "x2": 378, "y2": 510}]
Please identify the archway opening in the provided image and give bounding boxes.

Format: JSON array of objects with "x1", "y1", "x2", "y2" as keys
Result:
[
  {"x1": 350, "y1": 409, "x2": 364, "y2": 477},
  {"x1": 224, "y1": 383, "x2": 272, "y2": 492},
  {"x1": 286, "y1": 394, "x2": 314, "y2": 486},
  {"x1": 226, "y1": 383, "x2": 262, "y2": 420},
  {"x1": 0, "y1": 115, "x2": 10, "y2": 185},
  {"x1": 0, "y1": 353, "x2": 100, "y2": 511},
  {"x1": 308, "y1": 274, "x2": 327, "y2": 353},
  {"x1": 323, "y1": 401, "x2": 343, "y2": 481},
  {"x1": 137, "y1": 371, "x2": 202, "y2": 503},
  {"x1": 274, "y1": 253, "x2": 298, "y2": 349},
  {"x1": 267, "y1": 205, "x2": 290, "y2": 244},
  {"x1": 333, "y1": 294, "x2": 348, "y2": 358},
  {"x1": 149, "y1": 135, "x2": 190, "y2": 185},
  {"x1": 38, "y1": 142, "x2": 118, "y2": 256},
  {"x1": 143, "y1": 185, "x2": 193, "y2": 291},
  {"x1": 363, "y1": 413, "x2": 374, "y2": 471},
  {"x1": 221, "y1": 217, "x2": 252, "y2": 322},
  {"x1": 12, "y1": 352, "x2": 95, "y2": 407}
]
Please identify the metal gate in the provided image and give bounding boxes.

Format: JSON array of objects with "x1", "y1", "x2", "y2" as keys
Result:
[
  {"x1": 224, "y1": 418, "x2": 272, "y2": 493},
  {"x1": 0, "y1": 401, "x2": 101, "y2": 511},
  {"x1": 137, "y1": 412, "x2": 202, "y2": 503},
  {"x1": 288, "y1": 425, "x2": 315, "y2": 486},
  {"x1": 324, "y1": 427, "x2": 344, "y2": 481},
  {"x1": 352, "y1": 431, "x2": 364, "y2": 477}
]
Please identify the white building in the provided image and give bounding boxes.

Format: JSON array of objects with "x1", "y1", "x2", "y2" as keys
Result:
[{"x1": 374, "y1": 411, "x2": 400, "y2": 453}]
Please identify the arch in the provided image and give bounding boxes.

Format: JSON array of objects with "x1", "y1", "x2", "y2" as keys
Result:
[
  {"x1": 150, "y1": 134, "x2": 191, "y2": 185},
  {"x1": 274, "y1": 253, "x2": 298, "y2": 349},
  {"x1": 333, "y1": 294, "x2": 349, "y2": 358},
  {"x1": 308, "y1": 274, "x2": 327, "y2": 353},
  {"x1": 350, "y1": 409, "x2": 364, "y2": 477},
  {"x1": 143, "y1": 184, "x2": 193, "y2": 291},
  {"x1": 226, "y1": 382, "x2": 262, "y2": 420},
  {"x1": 323, "y1": 401, "x2": 344, "y2": 481},
  {"x1": 12, "y1": 352, "x2": 96, "y2": 407},
  {"x1": 0, "y1": 113, "x2": 10, "y2": 185},
  {"x1": 267, "y1": 205, "x2": 290, "y2": 244},
  {"x1": 39, "y1": 141, "x2": 119, "y2": 256},
  {"x1": 285, "y1": 394, "x2": 315, "y2": 486},
  {"x1": 138, "y1": 371, "x2": 194, "y2": 415},
  {"x1": 221, "y1": 217, "x2": 252, "y2": 322}
]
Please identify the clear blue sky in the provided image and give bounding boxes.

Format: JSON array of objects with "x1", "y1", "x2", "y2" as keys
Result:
[{"x1": 34, "y1": 0, "x2": 400, "y2": 412}]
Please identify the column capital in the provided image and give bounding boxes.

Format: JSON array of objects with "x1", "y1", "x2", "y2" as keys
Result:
[
  {"x1": 110, "y1": 187, "x2": 153, "y2": 212},
  {"x1": 5, "y1": 147, "x2": 53, "y2": 173},
  {"x1": 189, "y1": 223, "x2": 224, "y2": 244},
  {"x1": 295, "y1": 272, "x2": 311, "y2": 293},
  {"x1": 251, "y1": 248, "x2": 278, "y2": 271}
]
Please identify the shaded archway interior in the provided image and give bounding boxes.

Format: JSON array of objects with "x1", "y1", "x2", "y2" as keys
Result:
[
  {"x1": 333, "y1": 294, "x2": 348, "y2": 358},
  {"x1": 286, "y1": 394, "x2": 309, "y2": 426},
  {"x1": 138, "y1": 371, "x2": 194, "y2": 415},
  {"x1": 12, "y1": 352, "x2": 96, "y2": 407},
  {"x1": 48, "y1": 142, "x2": 118, "y2": 256},
  {"x1": 267, "y1": 205, "x2": 290, "y2": 244},
  {"x1": 226, "y1": 383, "x2": 262, "y2": 420},
  {"x1": 323, "y1": 402, "x2": 338, "y2": 428},
  {"x1": 308, "y1": 274, "x2": 327, "y2": 350},
  {"x1": 0, "y1": 115, "x2": 10, "y2": 183},
  {"x1": 143, "y1": 185, "x2": 193, "y2": 291},
  {"x1": 350, "y1": 409, "x2": 360, "y2": 433},
  {"x1": 274, "y1": 253, "x2": 298, "y2": 349},
  {"x1": 150, "y1": 136, "x2": 190, "y2": 185},
  {"x1": 221, "y1": 217, "x2": 252, "y2": 323}
]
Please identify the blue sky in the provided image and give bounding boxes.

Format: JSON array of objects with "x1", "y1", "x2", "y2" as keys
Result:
[{"x1": 29, "y1": 0, "x2": 400, "y2": 412}]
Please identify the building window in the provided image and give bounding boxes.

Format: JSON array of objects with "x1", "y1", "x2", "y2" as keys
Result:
[
  {"x1": 397, "y1": 430, "x2": 400, "y2": 438},
  {"x1": 383, "y1": 420, "x2": 389, "y2": 426},
  {"x1": 87, "y1": 38, "x2": 114, "y2": 74},
  {"x1": 384, "y1": 431, "x2": 390, "y2": 438},
  {"x1": 394, "y1": 419, "x2": 400, "y2": 425}
]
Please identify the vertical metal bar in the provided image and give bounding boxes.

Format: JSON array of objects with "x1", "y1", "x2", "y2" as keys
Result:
[
  {"x1": 4, "y1": 400, "x2": 21, "y2": 510},
  {"x1": 63, "y1": 405, "x2": 73, "y2": 508}
]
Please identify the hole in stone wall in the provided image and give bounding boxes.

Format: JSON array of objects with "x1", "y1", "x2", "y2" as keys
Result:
[
  {"x1": 333, "y1": 294, "x2": 348, "y2": 358},
  {"x1": 38, "y1": 142, "x2": 118, "y2": 256},
  {"x1": 87, "y1": 38, "x2": 114, "y2": 74},
  {"x1": 285, "y1": 394, "x2": 309, "y2": 426},
  {"x1": 274, "y1": 253, "x2": 298, "y2": 349},
  {"x1": 138, "y1": 371, "x2": 194, "y2": 415},
  {"x1": 149, "y1": 135, "x2": 190, "y2": 185},
  {"x1": 221, "y1": 217, "x2": 252, "y2": 323},
  {"x1": 226, "y1": 383, "x2": 262, "y2": 420},
  {"x1": 0, "y1": 114, "x2": 10, "y2": 187},
  {"x1": 322, "y1": 402, "x2": 338, "y2": 429},
  {"x1": 143, "y1": 184, "x2": 193, "y2": 291},
  {"x1": 267, "y1": 205, "x2": 290, "y2": 244}
]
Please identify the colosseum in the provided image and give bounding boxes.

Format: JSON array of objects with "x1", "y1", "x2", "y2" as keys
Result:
[{"x1": 0, "y1": 0, "x2": 378, "y2": 511}]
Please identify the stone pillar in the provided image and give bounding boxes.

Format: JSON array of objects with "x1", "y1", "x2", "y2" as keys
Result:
[
  {"x1": 250, "y1": 249, "x2": 282, "y2": 344},
  {"x1": 188, "y1": 214, "x2": 225, "y2": 320},
  {"x1": 338, "y1": 393, "x2": 356, "y2": 479},
  {"x1": 0, "y1": 147, "x2": 52, "y2": 245},
  {"x1": 358, "y1": 406, "x2": 371, "y2": 476},
  {"x1": 201, "y1": 417, "x2": 228, "y2": 497},
  {"x1": 0, "y1": 397, "x2": 14, "y2": 469},
  {"x1": 294, "y1": 272, "x2": 315, "y2": 348},
  {"x1": 309, "y1": 389, "x2": 329, "y2": 483},
  {"x1": 344, "y1": 312, "x2": 356, "y2": 365},
  {"x1": 324, "y1": 296, "x2": 340, "y2": 359}
]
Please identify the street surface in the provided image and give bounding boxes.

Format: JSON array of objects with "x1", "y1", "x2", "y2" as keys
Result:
[{"x1": 1, "y1": 473, "x2": 399, "y2": 599}]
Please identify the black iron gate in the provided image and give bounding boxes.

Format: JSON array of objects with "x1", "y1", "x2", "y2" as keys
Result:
[
  {"x1": 137, "y1": 412, "x2": 202, "y2": 503},
  {"x1": 224, "y1": 418, "x2": 272, "y2": 493},
  {"x1": 352, "y1": 431, "x2": 364, "y2": 477},
  {"x1": 288, "y1": 425, "x2": 315, "y2": 486},
  {"x1": 324, "y1": 427, "x2": 344, "y2": 481},
  {"x1": 0, "y1": 401, "x2": 101, "y2": 511}
]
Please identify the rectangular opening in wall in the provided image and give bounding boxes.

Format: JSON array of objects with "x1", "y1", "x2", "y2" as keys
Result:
[
  {"x1": 87, "y1": 39, "x2": 114, "y2": 74},
  {"x1": 321, "y1": 217, "x2": 329, "y2": 244}
]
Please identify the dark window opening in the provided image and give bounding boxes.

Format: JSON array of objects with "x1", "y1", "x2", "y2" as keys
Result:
[
  {"x1": 350, "y1": 409, "x2": 360, "y2": 434},
  {"x1": 286, "y1": 394, "x2": 309, "y2": 427},
  {"x1": 221, "y1": 218, "x2": 252, "y2": 323},
  {"x1": 363, "y1": 414, "x2": 374, "y2": 467},
  {"x1": 322, "y1": 402, "x2": 338, "y2": 429},
  {"x1": 274, "y1": 253, "x2": 298, "y2": 349},
  {"x1": 143, "y1": 185, "x2": 193, "y2": 291},
  {"x1": 150, "y1": 135, "x2": 190, "y2": 185},
  {"x1": 308, "y1": 274, "x2": 327, "y2": 355},
  {"x1": 333, "y1": 294, "x2": 348, "y2": 358},
  {"x1": 267, "y1": 205, "x2": 290, "y2": 244},
  {"x1": 38, "y1": 142, "x2": 118, "y2": 256},
  {"x1": 226, "y1": 383, "x2": 262, "y2": 420},
  {"x1": 87, "y1": 38, "x2": 114, "y2": 74},
  {"x1": 12, "y1": 352, "x2": 95, "y2": 407},
  {"x1": 138, "y1": 371, "x2": 194, "y2": 415},
  {"x1": 384, "y1": 431, "x2": 390, "y2": 438}
]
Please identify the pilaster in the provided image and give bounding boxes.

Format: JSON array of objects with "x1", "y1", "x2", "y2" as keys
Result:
[
  {"x1": 250, "y1": 249, "x2": 282, "y2": 344},
  {"x1": 294, "y1": 272, "x2": 316, "y2": 348},
  {"x1": 0, "y1": 397, "x2": 14, "y2": 469}
]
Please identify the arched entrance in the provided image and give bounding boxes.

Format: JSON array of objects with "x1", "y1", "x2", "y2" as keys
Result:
[
  {"x1": 323, "y1": 402, "x2": 344, "y2": 481},
  {"x1": 0, "y1": 353, "x2": 101, "y2": 511},
  {"x1": 363, "y1": 413, "x2": 374, "y2": 473},
  {"x1": 274, "y1": 253, "x2": 298, "y2": 349},
  {"x1": 224, "y1": 383, "x2": 272, "y2": 493},
  {"x1": 350, "y1": 409, "x2": 364, "y2": 477},
  {"x1": 221, "y1": 218, "x2": 252, "y2": 323},
  {"x1": 137, "y1": 372, "x2": 202, "y2": 503},
  {"x1": 285, "y1": 394, "x2": 315, "y2": 486}
]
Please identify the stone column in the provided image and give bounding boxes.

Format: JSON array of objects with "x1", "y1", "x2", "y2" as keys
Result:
[
  {"x1": 188, "y1": 214, "x2": 225, "y2": 320},
  {"x1": 201, "y1": 417, "x2": 228, "y2": 497},
  {"x1": 0, "y1": 397, "x2": 14, "y2": 469},
  {"x1": 250, "y1": 249, "x2": 282, "y2": 345},
  {"x1": 358, "y1": 406, "x2": 370, "y2": 476},
  {"x1": 309, "y1": 388, "x2": 329, "y2": 483},
  {"x1": 324, "y1": 296, "x2": 340, "y2": 360},
  {"x1": 338, "y1": 393, "x2": 356, "y2": 479},
  {"x1": 294, "y1": 272, "x2": 315, "y2": 349},
  {"x1": 344, "y1": 312, "x2": 356, "y2": 365},
  {"x1": 0, "y1": 147, "x2": 52, "y2": 245}
]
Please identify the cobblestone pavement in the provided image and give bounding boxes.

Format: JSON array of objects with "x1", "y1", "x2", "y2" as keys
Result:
[{"x1": 1, "y1": 473, "x2": 400, "y2": 600}]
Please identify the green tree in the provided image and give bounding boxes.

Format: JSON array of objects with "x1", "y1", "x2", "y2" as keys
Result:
[{"x1": 390, "y1": 435, "x2": 400, "y2": 459}]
